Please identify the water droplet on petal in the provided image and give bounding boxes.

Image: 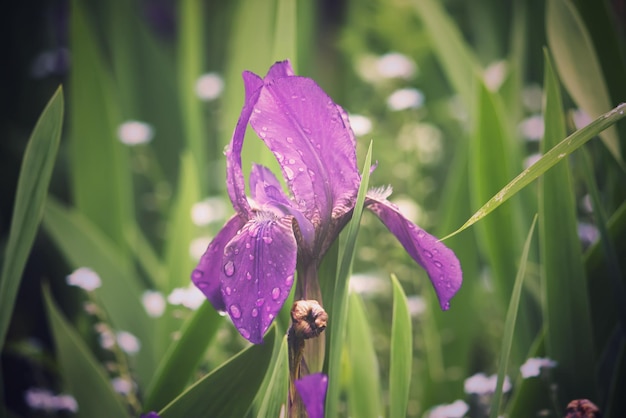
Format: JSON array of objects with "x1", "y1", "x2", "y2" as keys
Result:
[
  {"x1": 417, "y1": 231, "x2": 425, "y2": 238},
  {"x1": 288, "y1": 158, "x2": 296, "y2": 164},
  {"x1": 246, "y1": 272, "x2": 252, "y2": 280},
  {"x1": 285, "y1": 275, "x2": 294, "y2": 286},
  {"x1": 224, "y1": 261, "x2": 235, "y2": 277},
  {"x1": 275, "y1": 151, "x2": 284, "y2": 162},
  {"x1": 256, "y1": 298, "x2": 265, "y2": 307},
  {"x1": 271, "y1": 287, "x2": 281, "y2": 300},
  {"x1": 245, "y1": 243, "x2": 251, "y2": 249},
  {"x1": 249, "y1": 254, "x2": 255, "y2": 261},
  {"x1": 229, "y1": 304, "x2": 242, "y2": 319},
  {"x1": 192, "y1": 270, "x2": 203, "y2": 280},
  {"x1": 240, "y1": 328, "x2": 250, "y2": 339},
  {"x1": 263, "y1": 236, "x2": 273, "y2": 244},
  {"x1": 286, "y1": 137, "x2": 294, "y2": 143},
  {"x1": 434, "y1": 261, "x2": 443, "y2": 268},
  {"x1": 284, "y1": 167, "x2": 294, "y2": 179},
  {"x1": 424, "y1": 250, "x2": 433, "y2": 258},
  {"x1": 224, "y1": 286, "x2": 232, "y2": 295},
  {"x1": 251, "y1": 308, "x2": 258, "y2": 317}
]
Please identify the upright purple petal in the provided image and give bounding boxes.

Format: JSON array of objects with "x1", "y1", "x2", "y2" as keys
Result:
[
  {"x1": 226, "y1": 71, "x2": 264, "y2": 216},
  {"x1": 265, "y1": 60, "x2": 295, "y2": 80},
  {"x1": 221, "y1": 214, "x2": 297, "y2": 343},
  {"x1": 295, "y1": 373, "x2": 328, "y2": 418},
  {"x1": 365, "y1": 192, "x2": 462, "y2": 310},
  {"x1": 249, "y1": 73, "x2": 360, "y2": 227},
  {"x1": 192, "y1": 215, "x2": 246, "y2": 312}
]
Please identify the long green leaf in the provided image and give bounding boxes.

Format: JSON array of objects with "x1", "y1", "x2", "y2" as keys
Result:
[
  {"x1": 326, "y1": 141, "x2": 373, "y2": 418},
  {"x1": 490, "y1": 215, "x2": 538, "y2": 418},
  {"x1": 43, "y1": 285, "x2": 129, "y2": 418},
  {"x1": 347, "y1": 292, "x2": 382, "y2": 418},
  {"x1": 157, "y1": 326, "x2": 276, "y2": 417},
  {"x1": 389, "y1": 274, "x2": 412, "y2": 418},
  {"x1": 546, "y1": 0, "x2": 622, "y2": 165},
  {"x1": 69, "y1": 0, "x2": 134, "y2": 253},
  {"x1": 42, "y1": 198, "x2": 154, "y2": 386},
  {"x1": 539, "y1": 48, "x2": 596, "y2": 405},
  {"x1": 0, "y1": 87, "x2": 63, "y2": 348},
  {"x1": 143, "y1": 302, "x2": 223, "y2": 412},
  {"x1": 272, "y1": 0, "x2": 297, "y2": 69},
  {"x1": 256, "y1": 335, "x2": 289, "y2": 417},
  {"x1": 443, "y1": 102, "x2": 626, "y2": 240}
]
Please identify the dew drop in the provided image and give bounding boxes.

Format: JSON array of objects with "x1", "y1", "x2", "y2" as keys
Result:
[
  {"x1": 288, "y1": 158, "x2": 296, "y2": 165},
  {"x1": 246, "y1": 272, "x2": 252, "y2": 280},
  {"x1": 229, "y1": 304, "x2": 242, "y2": 319},
  {"x1": 192, "y1": 270, "x2": 203, "y2": 280},
  {"x1": 284, "y1": 166, "x2": 294, "y2": 179},
  {"x1": 263, "y1": 236, "x2": 273, "y2": 244},
  {"x1": 424, "y1": 250, "x2": 433, "y2": 258},
  {"x1": 286, "y1": 137, "x2": 294, "y2": 143},
  {"x1": 256, "y1": 298, "x2": 265, "y2": 307},
  {"x1": 224, "y1": 261, "x2": 235, "y2": 277},
  {"x1": 417, "y1": 231, "x2": 425, "y2": 238},
  {"x1": 298, "y1": 167, "x2": 304, "y2": 172},
  {"x1": 248, "y1": 254, "x2": 255, "y2": 261},
  {"x1": 259, "y1": 132, "x2": 266, "y2": 138},
  {"x1": 434, "y1": 261, "x2": 443, "y2": 268},
  {"x1": 271, "y1": 287, "x2": 281, "y2": 300},
  {"x1": 251, "y1": 308, "x2": 259, "y2": 317},
  {"x1": 268, "y1": 313, "x2": 275, "y2": 320},
  {"x1": 240, "y1": 328, "x2": 250, "y2": 339},
  {"x1": 224, "y1": 286, "x2": 232, "y2": 295},
  {"x1": 275, "y1": 151, "x2": 284, "y2": 162},
  {"x1": 285, "y1": 275, "x2": 294, "y2": 286},
  {"x1": 245, "y1": 243, "x2": 251, "y2": 249}
]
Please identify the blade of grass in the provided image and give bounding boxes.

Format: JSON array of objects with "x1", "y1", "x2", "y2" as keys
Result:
[
  {"x1": 256, "y1": 335, "x2": 289, "y2": 417},
  {"x1": 69, "y1": 0, "x2": 134, "y2": 253},
  {"x1": 157, "y1": 325, "x2": 276, "y2": 417},
  {"x1": 43, "y1": 284, "x2": 130, "y2": 418},
  {"x1": 272, "y1": 0, "x2": 297, "y2": 70},
  {"x1": 546, "y1": 0, "x2": 622, "y2": 166},
  {"x1": 0, "y1": 87, "x2": 63, "y2": 349},
  {"x1": 347, "y1": 292, "x2": 382, "y2": 418},
  {"x1": 143, "y1": 301, "x2": 223, "y2": 411},
  {"x1": 539, "y1": 48, "x2": 596, "y2": 405},
  {"x1": 389, "y1": 274, "x2": 412, "y2": 418},
  {"x1": 326, "y1": 141, "x2": 373, "y2": 418},
  {"x1": 442, "y1": 102, "x2": 626, "y2": 241},
  {"x1": 490, "y1": 215, "x2": 538, "y2": 418}
]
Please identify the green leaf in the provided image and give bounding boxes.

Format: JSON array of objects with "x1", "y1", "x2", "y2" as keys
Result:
[
  {"x1": 42, "y1": 198, "x2": 155, "y2": 386},
  {"x1": 443, "y1": 102, "x2": 626, "y2": 240},
  {"x1": 272, "y1": 0, "x2": 297, "y2": 69},
  {"x1": 347, "y1": 292, "x2": 382, "y2": 418},
  {"x1": 539, "y1": 48, "x2": 596, "y2": 405},
  {"x1": 411, "y1": 0, "x2": 482, "y2": 108},
  {"x1": 69, "y1": 0, "x2": 134, "y2": 252},
  {"x1": 490, "y1": 215, "x2": 538, "y2": 418},
  {"x1": 389, "y1": 274, "x2": 412, "y2": 418},
  {"x1": 256, "y1": 335, "x2": 289, "y2": 417},
  {"x1": 546, "y1": 0, "x2": 622, "y2": 165},
  {"x1": 326, "y1": 141, "x2": 373, "y2": 418},
  {"x1": 157, "y1": 326, "x2": 276, "y2": 417},
  {"x1": 43, "y1": 285, "x2": 130, "y2": 418},
  {"x1": 0, "y1": 87, "x2": 63, "y2": 348},
  {"x1": 143, "y1": 301, "x2": 223, "y2": 412}
]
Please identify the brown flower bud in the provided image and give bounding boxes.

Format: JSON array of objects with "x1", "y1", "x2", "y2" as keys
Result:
[
  {"x1": 290, "y1": 299, "x2": 328, "y2": 340},
  {"x1": 564, "y1": 399, "x2": 601, "y2": 418}
]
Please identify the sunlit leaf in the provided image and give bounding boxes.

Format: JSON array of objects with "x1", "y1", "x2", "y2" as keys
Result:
[
  {"x1": 389, "y1": 274, "x2": 412, "y2": 418},
  {"x1": 157, "y1": 326, "x2": 276, "y2": 417},
  {"x1": 0, "y1": 87, "x2": 63, "y2": 348},
  {"x1": 256, "y1": 335, "x2": 289, "y2": 417}
]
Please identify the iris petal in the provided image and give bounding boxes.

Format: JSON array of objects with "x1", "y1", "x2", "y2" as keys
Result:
[
  {"x1": 192, "y1": 215, "x2": 246, "y2": 312},
  {"x1": 295, "y1": 373, "x2": 328, "y2": 418},
  {"x1": 365, "y1": 194, "x2": 462, "y2": 310},
  {"x1": 221, "y1": 213, "x2": 298, "y2": 343},
  {"x1": 249, "y1": 63, "x2": 360, "y2": 227}
]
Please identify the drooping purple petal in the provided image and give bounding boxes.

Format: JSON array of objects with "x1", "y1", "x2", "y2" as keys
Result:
[
  {"x1": 250, "y1": 164, "x2": 315, "y2": 246},
  {"x1": 220, "y1": 213, "x2": 297, "y2": 343},
  {"x1": 192, "y1": 215, "x2": 246, "y2": 312},
  {"x1": 226, "y1": 71, "x2": 264, "y2": 217},
  {"x1": 295, "y1": 373, "x2": 328, "y2": 418},
  {"x1": 249, "y1": 68, "x2": 360, "y2": 227},
  {"x1": 365, "y1": 192, "x2": 462, "y2": 310}
]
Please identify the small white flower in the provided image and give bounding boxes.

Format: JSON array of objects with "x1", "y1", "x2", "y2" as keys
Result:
[
  {"x1": 406, "y1": 295, "x2": 427, "y2": 317},
  {"x1": 195, "y1": 73, "x2": 224, "y2": 101},
  {"x1": 191, "y1": 197, "x2": 228, "y2": 226},
  {"x1": 523, "y1": 152, "x2": 542, "y2": 169},
  {"x1": 348, "y1": 114, "x2": 373, "y2": 137},
  {"x1": 464, "y1": 372, "x2": 511, "y2": 395},
  {"x1": 518, "y1": 114, "x2": 544, "y2": 141},
  {"x1": 520, "y1": 357, "x2": 558, "y2": 378},
  {"x1": 117, "y1": 120, "x2": 154, "y2": 145},
  {"x1": 141, "y1": 290, "x2": 166, "y2": 318},
  {"x1": 66, "y1": 267, "x2": 101, "y2": 291},
  {"x1": 387, "y1": 88, "x2": 424, "y2": 111},
  {"x1": 427, "y1": 399, "x2": 469, "y2": 418},
  {"x1": 168, "y1": 285, "x2": 205, "y2": 310},
  {"x1": 116, "y1": 331, "x2": 141, "y2": 354},
  {"x1": 24, "y1": 388, "x2": 78, "y2": 412},
  {"x1": 572, "y1": 108, "x2": 592, "y2": 130},
  {"x1": 376, "y1": 52, "x2": 417, "y2": 80},
  {"x1": 578, "y1": 222, "x2": 599, "y2": 247},
  {"x1": 189, "y1": 236, "x2": 213, "y2": 261},
  {"x1": 349, "y1": 273, "x2": 388, "y2": 296},
  {"x1": 111, "y1": 377, "x2": 134, "y2": 395},
  {"x1": 96, "y1": 325, "x2": 116, "y2": 350},
  {"x1": 484, "y1": 60, "x2": 507, "y2": 92}
]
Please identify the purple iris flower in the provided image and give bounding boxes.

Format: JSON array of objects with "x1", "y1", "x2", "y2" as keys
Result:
[
  {"x1": 295, "y1": 373, "x2": 328, "y2": 418},
  {"x1": 192, "y1": 60, "x2": 462, "y2": 343}
]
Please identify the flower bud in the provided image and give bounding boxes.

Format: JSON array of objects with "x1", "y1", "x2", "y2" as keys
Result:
[{"x1": 290, "y1": 300, "x2": 328, "y2": 340}]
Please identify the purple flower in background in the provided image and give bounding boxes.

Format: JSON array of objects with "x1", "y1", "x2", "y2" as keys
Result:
[
  {"x1": 295, "y1": 373, "x2": 328, "y2": 418},
  {"x1": 140, "y1": 412, "x2": 160, "y2": 418},
  {"x1": 192, "y1": 60, "x2": 462, "y2": 343}
]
